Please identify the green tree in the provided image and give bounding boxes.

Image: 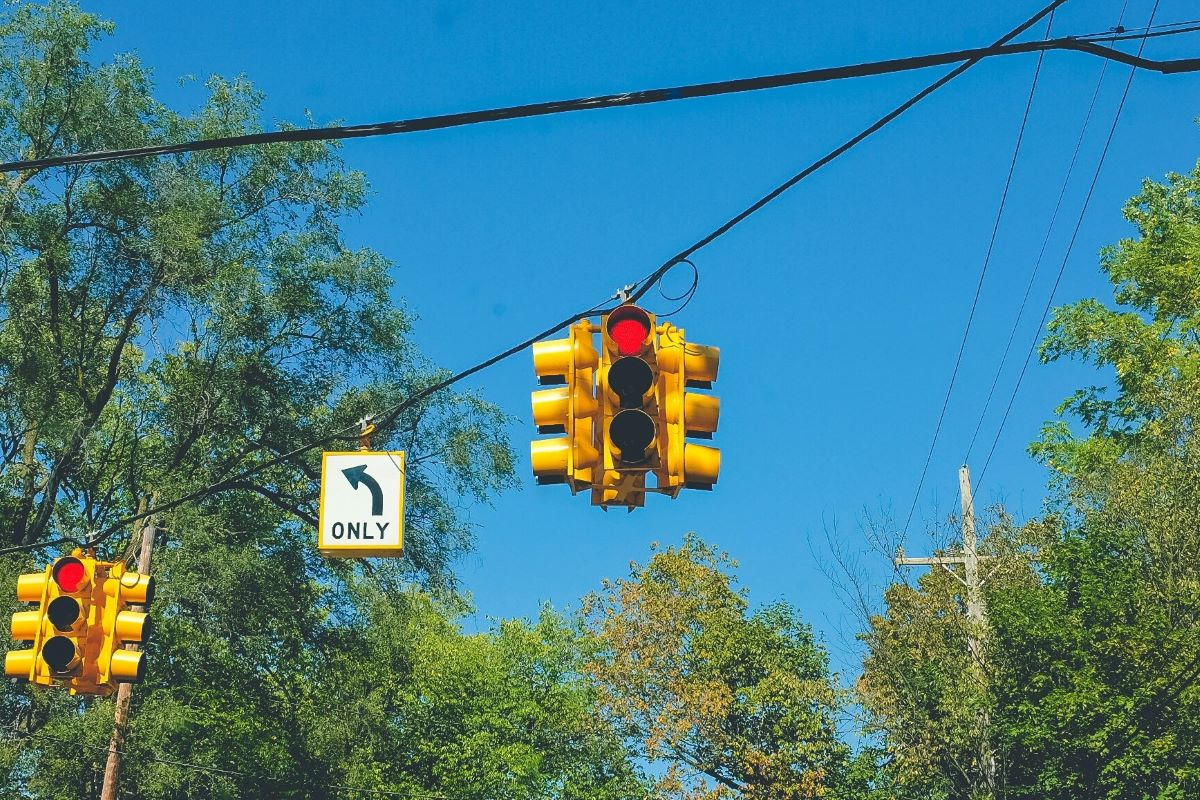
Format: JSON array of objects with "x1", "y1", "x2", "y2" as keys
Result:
[
  {"x1": 858, "y1": 144, "x2": 1200, "y2": 800},
  {"x1": 1033, "y1": 152, "x2": 1200, "y2": 484},
  {"x1": 583, "y1": 534, "x2": 848, "y2": 800},
  {"x1": 0, "y1": 0, "x2": 513, "y2": 577},
  {"x1": 309, "y1": 592, "x2": 647, "y2": 800},
  {"x1": 857, "y1": 514, "x2": 1039, "y2": 800},
  {"x1": 0, "y1": 4, "x2": 644, "y2": 798},
  {"x1": 985, "y1": 154, "x2": 1200, "y2": 799}
]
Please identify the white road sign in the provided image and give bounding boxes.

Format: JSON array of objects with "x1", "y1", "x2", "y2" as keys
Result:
[{"x1": 318, "y1": 451, "x2": 405, "y2": 558}]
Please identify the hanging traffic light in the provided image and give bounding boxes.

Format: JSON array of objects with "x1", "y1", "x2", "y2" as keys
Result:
[
  {"x1": 530, "y1": 304, "x2": 721, "y2": 510},
  {"x1": 597, "y1": 304, "x2": 659, "y2": 508},
  {"x1": 530, "y1": 319, "x2": 600, "y2": 493},
  {"x1": 655, "y1": 322, "x2": 721, "y2": 493},
  {"x1": 95, "y1": 563, "x2": 154, "y2": 686},
  {"x1": 5, "y1": 552, "x2": 154, "y2": 695},
  {"x1": 5, "y1": 565, "x2": 51, "y2": 684},
  {"x1": 4, "y1": 554, "x2": 95, "y2": 687}
]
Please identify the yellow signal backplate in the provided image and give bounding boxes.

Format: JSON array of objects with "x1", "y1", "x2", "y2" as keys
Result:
[
  {"x1": 594, "y1": 309, "x2": 660, "y2": 509},
  {"x1": 4, "y1": 565, "x2": 52, "y2": 684},
  {"x1": 654, "y1": 323, "x2": 721, "y2": 493},
  {"x1": 531, "y1": 320, "x2": 600, "y2": 492}
]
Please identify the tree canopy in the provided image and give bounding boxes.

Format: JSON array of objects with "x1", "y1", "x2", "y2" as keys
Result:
[
  {"x1": 0, "y1": 5, "x2": 646, "y2": 798},
  {"x1": 861, "y1": 150, "x2": 1200, "y2": 800},
  {"x1": 584, "y1": 534, "x2": 848, "y2": 800}
]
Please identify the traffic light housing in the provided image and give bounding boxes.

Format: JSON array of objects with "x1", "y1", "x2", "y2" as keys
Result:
[
  {"x1": 4, "y1": 551, "x2": 154, "y2": 695},
  {"x1": 96, "y1": 563, "x2": 154, "y2": 685},
  {"x1": 530, "y1": 319, "x2": 600, "y2": 492},
  {"x1": 5, "y1": 554, "x2": 96, "y2": 687},
  {"x1": 597, "y1": 305, "x2": 660, "y2": 508},
  {"x1": 529, "y1": 304, "x2": 721, "y2": 509},
  {"x1": 5, "y1": 565, "x2": 51, "y2": 684},
  {"x1": 655, "y1": 322, "x2": 721, "y2": 493}
]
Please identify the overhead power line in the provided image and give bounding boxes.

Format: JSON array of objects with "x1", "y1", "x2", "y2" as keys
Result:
[
  {"x1": 1074, "y1": 18, "x2": 1200, "y2": 41},
  {"x1": 626, "y1": 0, "x2": 1071, "y2": 303},
  {"x1": 902, "y1": 10, "x2": 1056, "y2": 538},
  {"x1": 2, "y1": 0, "x2": 1190, "y2": 556},
  {"x1": 964, "y1": 17, "x2": 1119, "y2": 464},
  {"x1": 0, "y1": 31, "x2": 1198, "y2": 174},
  {"x1": 0, "y1": 0, "x2": 1072, "y2": 556},
  {"x1": 976, "y1": 0, "x2": 1161, "y2": 488}
]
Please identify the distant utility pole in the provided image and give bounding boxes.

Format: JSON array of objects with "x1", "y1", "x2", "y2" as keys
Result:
[
  {"x1": 99, "y1": 510, "x2": 156, "y2": 800},
  {"x1": 894, "y1": 464, "x2": 995, "y2": 797}
]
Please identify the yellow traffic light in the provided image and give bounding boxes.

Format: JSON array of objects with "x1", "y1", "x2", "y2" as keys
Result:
[
  {"x1": 530, "y1": 306, "x2": 721, "y2": 510},
  {"x1": 4, "y1": 552, "x2": 154, "y2": 695},
  {"x1": 530, "y1": 319, "x2": 600, "y2": 492},
  {"x1": 4, "y1": 553, "x2": 97, "y2": 688},
  {"x1": 96, "y1": 563, "x2": 154, "y2": 686},
  {"x1": 656, "y1": 322, "x2": 721, "y2": 493},
  {"x1": 596, "y1": 304, "x2": 660, "y2": 509},
  {"x1": 5, "y1": 566, "x2": 51, "y2": 683}
]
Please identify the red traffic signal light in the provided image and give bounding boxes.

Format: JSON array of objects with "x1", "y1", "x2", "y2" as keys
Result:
[
  {"x1": 41, "y1": 556, "x2": 92, "y2": 675},
  {"x1": 606, "y1": 304, "x2": 653, "y2": 357},
  {"x1": 52, "y1": 556, "x2": 88, "y2": 593}
]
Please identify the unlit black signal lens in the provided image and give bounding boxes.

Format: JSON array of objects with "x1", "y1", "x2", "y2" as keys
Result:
[
  {"x1": 610, "y1": 409, "x2": 655, "y2": 464},
  {"x1": 609, "y1": 357, "x2": 653, "y2": 408},
  {"x1": 41, "y1": 636, "x2": 77, "y2": 672},
  {"x1": 47, "y1": 596, "x2": 80, "y2": 631}
]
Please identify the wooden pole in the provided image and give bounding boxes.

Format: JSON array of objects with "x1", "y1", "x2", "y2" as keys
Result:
[
  {"x1": 895, "y1": 465, "x2": 995, "y2": 798},
  {"x1": 958, "y1": 465, "x2": 997, "y2": 797},
  {"x1": 99, "y1": 512, "x2": 155, "y2": 800}
]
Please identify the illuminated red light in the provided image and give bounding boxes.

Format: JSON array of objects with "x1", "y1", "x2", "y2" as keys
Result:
[
  {"x1": 52, "y1": 558, "x2": 86, "y2": 593},
  {"x1": 607, "y1": 306, "x2": 651, "y2": 357},
  {"x1": 610, "y1": 319, "x2": 649, "y2": 356}
]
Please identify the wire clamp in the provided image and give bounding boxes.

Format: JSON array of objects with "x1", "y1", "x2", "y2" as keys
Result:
[
  {"x1": 358, "y1": 416, "x2": 376, "y2": 452},
  {"x1": 613, "y1": 284, "x2": 635, "y2": 304}
]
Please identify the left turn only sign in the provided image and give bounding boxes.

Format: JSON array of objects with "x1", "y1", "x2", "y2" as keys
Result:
[{"x1": 319, "y1": 451, "x2": 405, "y2": 557}]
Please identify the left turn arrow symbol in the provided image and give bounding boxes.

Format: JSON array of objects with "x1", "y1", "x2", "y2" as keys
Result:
[{"x1": 342, "y1": 464, "x2": 384, "y2": 516}]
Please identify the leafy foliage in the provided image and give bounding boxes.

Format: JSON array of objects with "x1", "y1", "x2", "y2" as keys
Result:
[
  {"x1": 858, "y1": 514, "x2": 1040, "y2": 800},
  {"x1": 862, "y1": 150, "x2": 1200, "y2": 800},
  {"x1": 0, "y1": 0, "x2": 513, "y2": 583},
  {"x1": 0, "y1": 4, "x2": 649, "y2": 798},
  {"x1": 583, "y1": 534, "x2": 847, "y2": 800}
]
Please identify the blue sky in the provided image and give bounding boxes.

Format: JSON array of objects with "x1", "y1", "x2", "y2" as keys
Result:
[{"x1": 86, "y1": 0, "x2": 1200, "y2": 676}]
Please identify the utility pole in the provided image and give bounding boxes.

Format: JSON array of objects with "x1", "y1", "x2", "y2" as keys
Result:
[
  {"x1": 894, "y1": 464, "x2": 995, "y2": 797},
  {"x1": 99, "y1": 511, "x2": 155, "y2": 800}
]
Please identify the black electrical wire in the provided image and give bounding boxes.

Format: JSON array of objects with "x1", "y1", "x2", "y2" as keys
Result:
[
  {"x1": 1083, "y1": 22, "x2": 1200, "y2": 43},
  {"x1": 964, "y1": 22, "x2": 1117, "y2": 463},
  {"x1": 901, "y1": 10, "x2": 1056, "y2": 539},
  {"x1": 1073, "y1": 17, "x2": 1200, "y2": 41},
  {"x1": 624, "y1": 0, "x2": 1073, "y2": 309},
  {"x1": 655, "y1": 259, "x2": 700, "y2": 318},
  {"x1": 0, "y1": 29, "x2": 1198, "y2": 174},
  {"x1": 11, "y1": 731, "x2": 451, "y2": 799},
  {"x1": 976, "y1": 0, "x2": 1160, "y2": 489}
]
